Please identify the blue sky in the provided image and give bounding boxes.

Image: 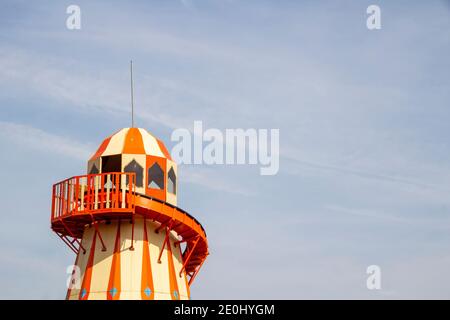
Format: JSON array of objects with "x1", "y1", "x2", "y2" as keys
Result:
[{"x1": 0, "y1": 0, "x2": 449, "y2": 299}]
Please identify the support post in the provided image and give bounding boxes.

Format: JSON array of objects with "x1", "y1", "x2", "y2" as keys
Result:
[
  {"x1": 179, "y1": 236, "x2": 200, "y2": 277},
  {"x1": 155, "y1": 219, "x2": 172, "y2": 234},
  {"x1": 61, "y1": 220, "x2": 86, "y2": 254},
  {"x1": 157, "y1": 226, "x2": 171, "y2": 264},
  {"x1": 92, "y1": 220, "x2": 107, "y2": 251},
  {"x1": 188, "y1": 256, "x2": 206, "y2": 286}
]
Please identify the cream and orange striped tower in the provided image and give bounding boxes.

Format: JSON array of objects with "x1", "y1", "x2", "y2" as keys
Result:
[{"x1": 51, "y1": 128, "x2": 208, "y2": 300}]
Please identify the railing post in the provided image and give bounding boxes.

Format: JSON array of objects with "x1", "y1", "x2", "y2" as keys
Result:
[
  {"x1": 121, "y1": 174, "x2": 126, "y2": 209},
  {"x1": 74, "y1": 177, "x2": 79, "y2": 212},
  {"x1": 99, "y1": 174, "x2": 103, "y2": 210},
  {"x1": 94, "y1": 175, "x2": 99, "y2": 210},
  {"x1": 86, "y1": 176, "x2": 90, "y2": 211},
  {"x1": 63, "y1": 181, "x2": 67, "y2": 216},
  {"x1": 89, "y1": 175, "x2": 93, "y2": 211},
  {"x1": 69, "y1": 179, "x2": 74, "y2": 213},
  {"x1": 80, "y1": 179, "x2": 85, "y2": 212},
  {"x1": 51, "y1": 184, "x2": 56, "y2": 221},
  {"x1": 114, "y1": 173, "x2": 119, "y2": 209},
  {"x1": 57, "y1": 184, "x2": 61, "y2": 218},
  {"x1": 106, "y1": 174, "x2": 111, "y2": 209}
]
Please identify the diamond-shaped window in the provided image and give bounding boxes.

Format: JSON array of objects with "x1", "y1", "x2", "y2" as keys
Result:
[{"x1": 148, "y1": 163, "x2": 164, "y2": 190}]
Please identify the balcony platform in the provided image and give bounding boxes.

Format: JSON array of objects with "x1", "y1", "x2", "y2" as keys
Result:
[{"x1": 51, "y1": 172, "x2": 208, "y2": 284}]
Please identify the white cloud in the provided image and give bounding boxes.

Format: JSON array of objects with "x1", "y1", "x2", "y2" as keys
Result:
[
  {"x1": 182, "y1": 166, "x2": 256, "y2": 196},
  {"x1": 0, "y1": 121, "x2": 93, "y2": 160},
  {"x1": 324, "y1": 204, "x2": 410, "y2": 224},
  {"x1": 0, "y1": 46, "x2": 182, "y2": 130}
]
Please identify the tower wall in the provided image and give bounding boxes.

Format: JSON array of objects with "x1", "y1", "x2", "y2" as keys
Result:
[
  {"x1": 67, "y1": 218, "x2": 190, "y2": 300},
  {"x1": 53, "y1": 127, "x2": 207, "y2": 300}
]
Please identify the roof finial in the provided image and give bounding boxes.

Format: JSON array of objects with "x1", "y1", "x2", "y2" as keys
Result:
[{"x1": 130, "y1": 60, "x2": 135, "y2": 128}]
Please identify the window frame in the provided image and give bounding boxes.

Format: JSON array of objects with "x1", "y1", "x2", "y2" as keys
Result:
[{"x1": 147, "y1": 162, "x2": 165, "y2": 190}]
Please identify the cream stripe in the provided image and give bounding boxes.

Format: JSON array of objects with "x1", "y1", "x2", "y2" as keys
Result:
[
  {"x1": 120, "y1": 220, "x2": 144, "y2": 299},
  {"x1": 171, "y1": 235, "x2": 189, "y2": 299},
  {"x1": 102, "y1": 128, "x2": 128, "y2": 156},
  {"x1": 68, "y1": 226, "x2": 95, "y2": 300},
  {"x1": 148, "y1": 220, "x2": 171, "y2": 297},
  {"x1": 89, "y1": 221, "x2": 116, "y2": 299},
  {"x1": 138, "y1": 128, "x2": 165, "y2": 158}
]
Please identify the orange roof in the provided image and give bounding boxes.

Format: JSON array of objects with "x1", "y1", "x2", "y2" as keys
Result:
[{"x1": 90, "y1": 128, "x2": 172, "y2": 161}]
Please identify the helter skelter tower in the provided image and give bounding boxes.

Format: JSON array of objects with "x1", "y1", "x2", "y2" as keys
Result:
[{"x1": 50, "y1": 127, "x2": 209, "y2": 299}]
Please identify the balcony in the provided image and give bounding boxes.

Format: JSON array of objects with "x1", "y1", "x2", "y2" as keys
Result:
[
  {"x1": 51, "y1": 172, "x2": 136, "y2": 222},
  {"x1": 51, "y1": 172, "x2": 208, "y2": 282}
]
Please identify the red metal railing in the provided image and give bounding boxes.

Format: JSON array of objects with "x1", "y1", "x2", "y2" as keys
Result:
[
  {"x1": 51, "y1": 172, "x2": 208, "y2": 283},
  {"x1": 51, "y1": 172, "x2": 136, "y2": 221}
]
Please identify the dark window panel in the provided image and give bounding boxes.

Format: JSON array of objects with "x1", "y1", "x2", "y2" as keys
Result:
[
  {"x1": 124, "y1": 159, "x2": 144, "y2": 188},
  {"x1": 89, "y1": 164, "x2": 99, "y2": 175},
  {"x1": 148, "y1": 163, "x2": 164, "y2": 190},
  {"x1": 168, "y1": 167, "x2": 176, "y2": 195}
]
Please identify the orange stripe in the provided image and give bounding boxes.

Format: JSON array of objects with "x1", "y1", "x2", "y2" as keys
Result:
[
  {"x1": 123, "y1": 128, "x2": 145, "y2": 154},
  {"x1": 141, "y1": 219, "x2": 155, "y2": 299},
  {"x1": 157, "y1": 139, "x2": 172, "y2": 160},
  {"x1": 107, "y1": 222, "x2": 121, "y2": 300},
  {"x1": 89, "y1": 136, "x2": 111, "y2": 160},
  {"x1": 166, "y1": 235, "x2": 180, "y2": 300},
  {"x1": 79, "y1": 231, "x2": 97, "y2": 300}
]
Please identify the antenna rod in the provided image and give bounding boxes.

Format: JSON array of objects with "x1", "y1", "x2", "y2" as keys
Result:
[{"x1": 130, "y1": 60, "x2": 134, "y2": 128}]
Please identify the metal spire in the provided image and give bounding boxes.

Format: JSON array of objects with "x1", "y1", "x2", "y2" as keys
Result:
[{"x1": 130, "y1": 60, "x2": 135, "y2": 128}]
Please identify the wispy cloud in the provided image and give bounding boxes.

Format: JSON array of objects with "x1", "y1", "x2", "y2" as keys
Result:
[
  {"x1": 324, "y1": 204, "x2": 407, "y2": 223},
  {"x1": 0, "y1": 120, "x2": 253, "y2": 196},
  {"x1": 281, "y1": 144, "x2": 450, "y2": 201},
  {"x1": 0, "y1": 121, "x2": 93, "y2": 160},
  {"x1": 0, "y1": 46, "x2": 186, "y2": 129},
  {"x1": 182, "y1": 166, "x2": 256, "y2": 196}
]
